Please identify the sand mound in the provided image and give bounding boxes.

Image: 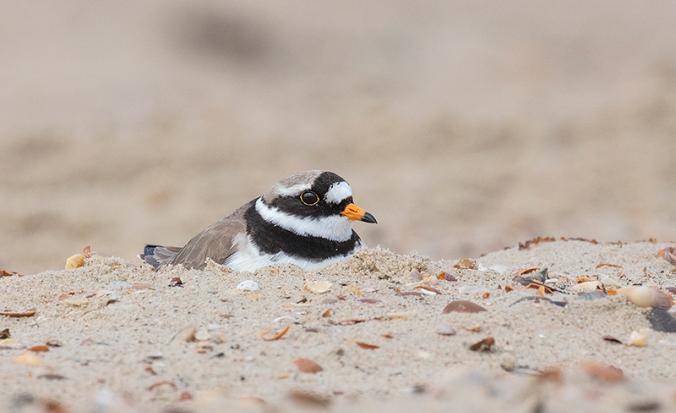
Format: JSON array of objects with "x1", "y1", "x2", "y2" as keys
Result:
[{"x1": 1, "y1": 240, "x2": 675, "y2": 412}]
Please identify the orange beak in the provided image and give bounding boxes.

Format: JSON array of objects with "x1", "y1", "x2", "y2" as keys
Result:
[{"x1": 341, "y1": 203, "x2": 377, "y2": 223}]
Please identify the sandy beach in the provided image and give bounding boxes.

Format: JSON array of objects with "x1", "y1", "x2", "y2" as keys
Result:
[
  {"x1": 1, "y1": 240, "x2": 674, "y2": 412},
  {"x1": 2, "y1": 1, "x2": 676, "y2": 411}
]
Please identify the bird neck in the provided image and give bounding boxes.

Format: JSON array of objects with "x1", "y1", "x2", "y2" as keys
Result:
[{"x1": 245, "y1": 201, "x2": 361, "y2": 260}]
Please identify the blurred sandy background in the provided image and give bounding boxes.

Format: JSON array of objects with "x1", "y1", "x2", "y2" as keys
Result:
[{"x1": 1, "y1": 0, "x2": 675, "y2": 273}]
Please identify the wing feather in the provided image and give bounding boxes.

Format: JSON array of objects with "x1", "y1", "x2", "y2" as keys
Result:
[{"x1": 169, "y1": 202, "x2": 250, "y2": 269}]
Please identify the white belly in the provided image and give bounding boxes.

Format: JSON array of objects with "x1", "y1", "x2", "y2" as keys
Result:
[{"x1": 223, "y1": 234, "x2": 362, "y2": 272}]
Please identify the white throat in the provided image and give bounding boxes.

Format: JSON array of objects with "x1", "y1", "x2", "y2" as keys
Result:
[{"x1": 254, "y1": 198, "x2": 354, "y2": 242}]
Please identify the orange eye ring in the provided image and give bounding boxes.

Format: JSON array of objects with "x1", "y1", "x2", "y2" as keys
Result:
[{"x1": 300, "y1": 191, "x2": 320, "y2": 206}]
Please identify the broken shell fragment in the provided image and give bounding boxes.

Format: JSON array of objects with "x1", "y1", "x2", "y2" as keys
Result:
[
  {"x1": 304, "y1": 281, "x2": 332, "y2": 294},
  {"x1": 15, "y1": 352, "x2": 42, "y2": 366},
  {"x1": 571, "y1": 281, "x2": 603, "y2": 293},
  {"x1": 627, "y1": 330, "x2": 648, "y2": 347},
  {"x1": 194, "y1": 328, "x2": 211, "y2": 342},
  {"x1": 293, "y1": 358, "x2": 323, "y2": 373},
  {"x1": 65, "y1": 254, "x2": 85, "y2": 269},
  {"x1": 581, "y1": 361, "x2": 624, "y2": 383},
  {"x1": 469, "y1": 336, "x2": 495, "y2": 352},
  {"x1": 442, "y1": 300, "x2": 486, "y2": 314},
  {"x1": 236, "y1": 280, "x2": 260, "y2": 291},
  {"x1": 619, "y1": 286, "x2": 673, "y2": 309},
  {"x1": 454, "y1": 258, "x2": 477, "y2": 270},
  {"x1": 355, "y1": 341, "x2": 379, "y2": 350},
  {"x1": 63, "y1": 296, "x2": 89, "y2": 307},
  {"x1": 260, "y1": 325, "x2": 290, "y2": 341}
]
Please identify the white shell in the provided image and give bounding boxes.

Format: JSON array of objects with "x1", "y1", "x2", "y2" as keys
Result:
[
  {"x1": 236, "y1": 280, "x2": 260, "y2": 291},
  {"x1": 571, "y1": 281, "x2": 603, "y2": 293},
  {"x1": 619, "y1": 286, "x2": 673, "y2": 308},
  {"x1": 627, "y1": 330, "x2": 648, "y2": 347},
  {"x1": 304, "y1": 280, "x2": 333, "y2": 294}
]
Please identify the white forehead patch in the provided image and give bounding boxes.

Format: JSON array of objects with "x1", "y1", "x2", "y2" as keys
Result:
[
  {"x1": 325, "y1": 181, "x2": 353, "y2": 204},
  {"x1": 274, "y1": 183, "x2": 312, "y2": 197}
]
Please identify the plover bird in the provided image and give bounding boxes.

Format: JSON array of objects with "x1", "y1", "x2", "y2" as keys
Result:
[{"x1": 141, "y1": 170, "x2": 377, "y2": 271}]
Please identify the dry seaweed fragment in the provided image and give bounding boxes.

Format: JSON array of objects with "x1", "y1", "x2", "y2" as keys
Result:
[
  {"x1": 443, "y1": 300, "x2": 486, "y2": 313},
  {"x1": 526, "y1": 282, "x2": 553, "y2": 295},
  {"x1": 596, "y1": 263, "x2": 622, "y2": 269},
  {"x1": 38, "y1": 373, "x2": 66, "y2": 381},
  {"x1": 602, "y1": 335, "x2": 623, "y2": 344},
  {"x1": 331, "y1": 318, "x2": 367, "y2": 326},
  {"x1": 294, "y1": 358, "x2": 323, "y2": 373},
  {"x1": 260, "y1": 325, "x2": 290, "y2": 341},
  {"x1": 0, "y1": 269, "x2": 17, "y2": 277},
  {"x1": 29, "y1": 345, "x2": 50, "y2": 353},
  {"x1": 509, "y1": 296, "x2": 567, "y2": 307},
  {"x1": 0, "y1": 309, "x2": 36, "y2": 318},
  {"x1": 394, "y1": 288, "x2": 423, "y2": 297},
  {"x1": 147, "y1": 380, "x2": 177, "y2": 391},
  {"x1": 469, "y1": 336, "x2": 495, "y2": 352},
  {"x1": 560, "y1": 236, "x2": 598, "y2": 244},
  {"x1": 0, "y1": 328, "x2": 9, "y2": 339},
  {"x1": 518, "y1": 236, "x2": 556, "y2": 250},
  {"x1": 517, "y1": 267, "x2": 539, "y2": 276}
]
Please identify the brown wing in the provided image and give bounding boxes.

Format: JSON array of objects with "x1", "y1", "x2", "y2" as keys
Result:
[{"x1": 169, "y1": 203, "x2": 250, "y2": 270}]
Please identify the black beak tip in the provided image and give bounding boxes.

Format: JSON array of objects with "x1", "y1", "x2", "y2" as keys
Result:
[{"x1": 361, "y1": 212, "x2": 377, "y2": 224}]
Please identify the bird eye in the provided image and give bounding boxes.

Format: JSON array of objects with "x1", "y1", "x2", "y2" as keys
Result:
[{"x1": 300, "y1": 191, "x2": 320, "y2": 206}]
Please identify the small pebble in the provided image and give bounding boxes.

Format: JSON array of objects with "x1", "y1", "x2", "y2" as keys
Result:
[
  {"x1": 194, "y1": 328, "x2": 211, "y2": 341},
  {"x1": 436, "y1": 325, "x2": 457, "y2": 336},
  {"x1": 109, "y1": 281, "x2": 132, "y2": 290}
]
